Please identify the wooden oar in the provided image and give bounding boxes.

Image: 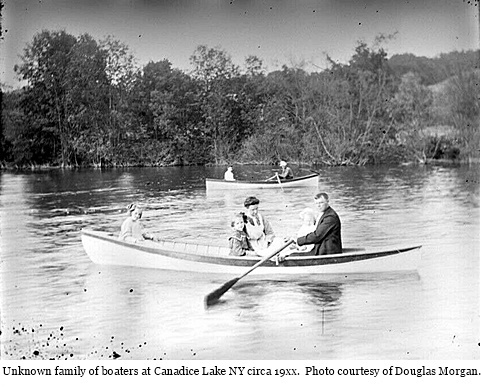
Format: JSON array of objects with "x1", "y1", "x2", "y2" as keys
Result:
[
  {"x1": 265, "y1": 174, "x2": 277, "y2": 181},
  {"x1": 204, "y1": 239, "x2": 294, "y2": 307},
  {"x1": 275, "y1": 173, "x2": 285, "y2": 192}
]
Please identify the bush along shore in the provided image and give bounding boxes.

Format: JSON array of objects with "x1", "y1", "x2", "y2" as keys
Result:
[{"x1": 1, "y1": 30, "x2": 479, "y2": 169}]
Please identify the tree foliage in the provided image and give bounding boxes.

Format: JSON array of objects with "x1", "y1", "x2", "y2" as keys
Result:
[{"x1": 2, "y1": 30, "x2": 479, "y2": 167}]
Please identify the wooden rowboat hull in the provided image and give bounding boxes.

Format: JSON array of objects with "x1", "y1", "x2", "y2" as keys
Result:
[
  {"x1": 206, "y1": 173, "x2": 319, "y2": 190},
  {"x1": 81, "y1": 230, "x2": 421, "y2": 275}
]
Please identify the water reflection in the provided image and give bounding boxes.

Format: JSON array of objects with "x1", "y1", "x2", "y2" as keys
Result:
[{"x1": 297, "y1": 281, "x2": 343, "y2": 308}]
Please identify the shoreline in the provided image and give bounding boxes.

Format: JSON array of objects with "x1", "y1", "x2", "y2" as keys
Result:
[{"x1": 0, "y1": 158, "x2": 478, "y2": 172}]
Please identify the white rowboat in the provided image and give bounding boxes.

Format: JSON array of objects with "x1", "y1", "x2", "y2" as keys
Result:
[
  {"x1": 205, "y1": 173, "x2": 319, "y2": 190},
  {"x1": 81, "y1": 230, "x2": 421, "y2": 275}
]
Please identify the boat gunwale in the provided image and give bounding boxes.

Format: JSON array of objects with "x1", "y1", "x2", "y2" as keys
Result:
[{"x1": 82, "y1": 229, "x2": 422, "y2": 268}]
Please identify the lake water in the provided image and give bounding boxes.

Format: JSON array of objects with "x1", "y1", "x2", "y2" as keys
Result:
[{"x1": 0, "y1": 164, "x2": 479, "y2": 360}]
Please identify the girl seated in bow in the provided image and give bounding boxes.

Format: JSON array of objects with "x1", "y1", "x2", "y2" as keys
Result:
[{"x1": 119, "y1": 203, "x2": 158, "y2": 243}]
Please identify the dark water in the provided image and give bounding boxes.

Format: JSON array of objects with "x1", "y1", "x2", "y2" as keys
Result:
[{"x1": 0, "y1": 164, "x2": 479, "y2": 360}]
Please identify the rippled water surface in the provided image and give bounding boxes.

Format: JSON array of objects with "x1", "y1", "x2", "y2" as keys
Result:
[{"x1": 0, "y1": 164, "x2": 479, "y2": 360}]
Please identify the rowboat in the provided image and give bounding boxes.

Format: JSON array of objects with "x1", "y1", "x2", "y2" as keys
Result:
[
  {"x1": 205, "y1": 173, "x2": 319, "y2": 190},
  {"x1": 81, "y1": 229, "x2": 421, "y2": 275}
]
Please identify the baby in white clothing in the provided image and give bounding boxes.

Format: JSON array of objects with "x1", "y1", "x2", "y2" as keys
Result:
[{"x1": 295, "y1": 208, "x2": 317, "y2": 252}]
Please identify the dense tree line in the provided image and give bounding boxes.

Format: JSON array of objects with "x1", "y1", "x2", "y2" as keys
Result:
[
  {"x1": 388, "y1": 51, "x2": 480, "y2": 85},
  {"x1": 1, "y1": 30, "x2": 479, "y2": 168}
]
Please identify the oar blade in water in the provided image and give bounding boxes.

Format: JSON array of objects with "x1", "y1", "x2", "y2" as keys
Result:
[
  {"x1": 204, "y1": 277, "x2": 240, "y2": 307},
  {"x1": 204, "y1": 239, "x2": 293, "y2": 307}
]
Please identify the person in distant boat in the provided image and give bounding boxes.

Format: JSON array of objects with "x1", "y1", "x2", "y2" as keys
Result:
[
  {"x1": 119, "y1": 203, "x2": 158, "y2": 243},
  {"x1": 243, "y1": 196, "x2": 276, "y2": 251},
  {"x1": 277, "y1": 160, "x2": 293, "y2": 180},
  {"x1": 293, "y1": 208, "x2": 317, "y2": 252},
  {"x1": 224, "y1": 166, "x2": 235, "y2": 181},
  {"x1": 228, "y1": 213, "x2": 257, "y2": 256},
  {"x1": 294, "y1": 192, "x2": 342, "y2": 255}
]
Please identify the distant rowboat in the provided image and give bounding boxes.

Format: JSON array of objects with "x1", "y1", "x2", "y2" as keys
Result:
[
  {"x1": 81, "y1": 229, "x2": 422, "y2": 275},
  {"x1": 205, "y1": 173, "x2": 319, "y2": 190}
]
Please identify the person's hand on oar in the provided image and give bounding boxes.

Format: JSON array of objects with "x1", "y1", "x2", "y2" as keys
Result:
[{"x1": 204, "y1": 239, "x2": 294, "y2": 307}]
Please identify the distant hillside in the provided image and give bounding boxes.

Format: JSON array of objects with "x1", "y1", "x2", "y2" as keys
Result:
[{"x1": 388, "y1": 50, "x2": 479, "y2": 85}]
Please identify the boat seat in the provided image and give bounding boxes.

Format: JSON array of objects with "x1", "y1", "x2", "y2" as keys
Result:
[{"x1": 157, "y1": 240, "x2": 231, "y2": 257}]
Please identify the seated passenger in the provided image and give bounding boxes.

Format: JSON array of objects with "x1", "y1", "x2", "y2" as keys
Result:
[
  {"x1": 224, "y1": 166, "x2": 235, "y2": 181},
  {"x1": 243, "y1": 196, "x2": 275, "y2": 251},
  {"x1": 119, "y1": 203, "x2": 158, "y2": 243},
  {"x1": 294, "y1": 208, "x2": 317, "y2": 252},
  {"x1": 228, "y1": 213, "x2": 257, "y2": 256},
  {"x1": 295, "y1": 192, "x2": 342, "y2": 255}
]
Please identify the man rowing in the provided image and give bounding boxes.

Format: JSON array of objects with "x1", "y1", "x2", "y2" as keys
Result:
[
  {"x1": 278, "y1": 160, "x2": 293, "y2": 179},
  {"x1": 266, "y1": 160, "x2": 293, "y2": 181}
]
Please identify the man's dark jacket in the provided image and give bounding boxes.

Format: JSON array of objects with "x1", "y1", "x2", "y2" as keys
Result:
[{"x1": 296, "y1": 206, "x2": 342, "y2": 255}]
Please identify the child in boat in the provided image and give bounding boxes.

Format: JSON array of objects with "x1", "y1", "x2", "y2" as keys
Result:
[
  {"x1": 228, "y1": 213, "x2": 257, "y2": 256},
  {"x1": 119, "y1": 203, "x2": 158, "y2": 243},
  {"x1": 294, "y1": 208, "x2": 317, "y2": 252}
]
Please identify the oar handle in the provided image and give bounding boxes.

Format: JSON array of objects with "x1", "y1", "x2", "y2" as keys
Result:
[{"x1": 238, "y1": 239, "x2": 294, "y2": 280}]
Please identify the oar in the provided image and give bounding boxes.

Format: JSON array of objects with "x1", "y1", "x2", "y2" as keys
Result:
[
  {"x1": 275, "y1": 173, "x2": 285, "y2": 192},
  {"x1": 204, "y1": 239, "x2": 294, "y2": 306},
  {"x1": 265, "y1": 175, "x2": 277, "y2": 181}
]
